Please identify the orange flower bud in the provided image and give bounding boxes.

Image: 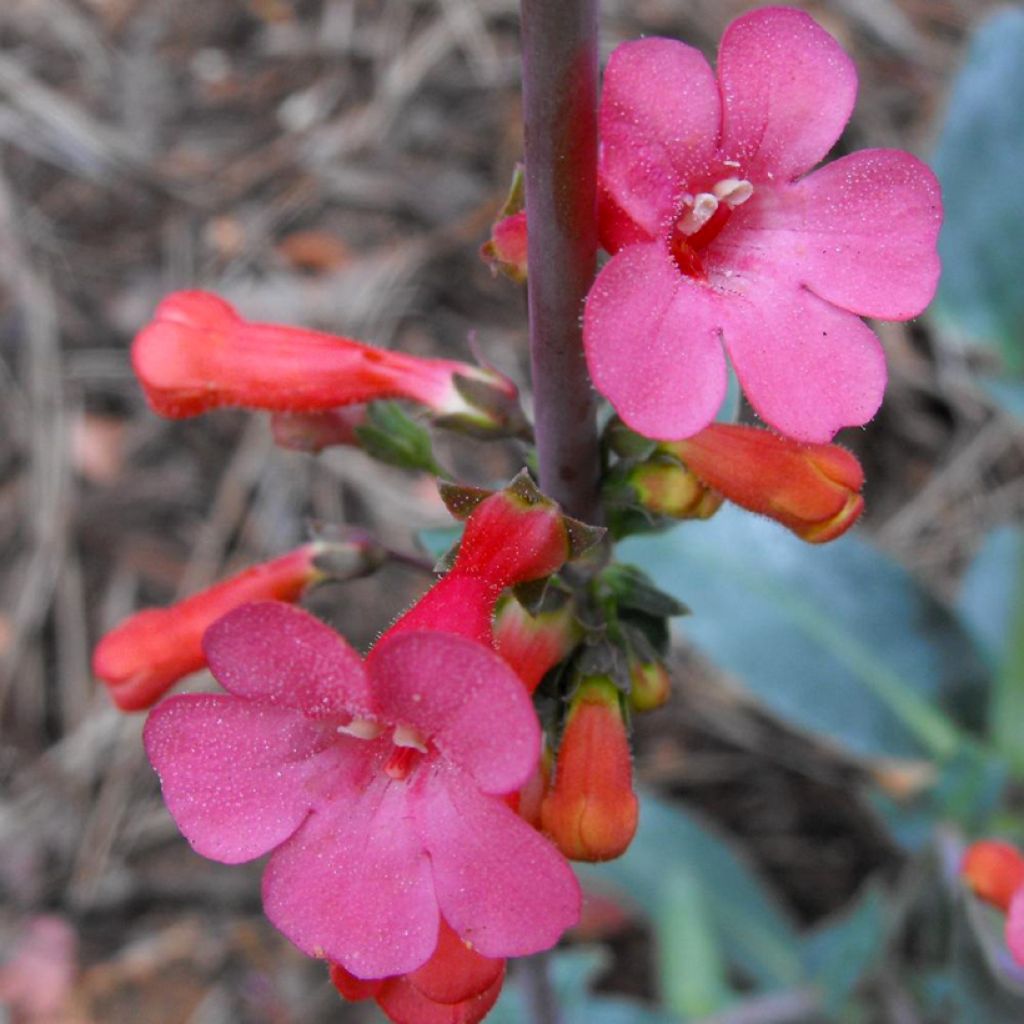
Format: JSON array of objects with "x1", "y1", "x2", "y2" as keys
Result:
[
  {"x1": 962, "y1": 840, "x2": 1024, "y2": 912},
  {"x1": 541, "y1": 676, "x2": 639, "y2": 862},
  {"x1": 625, "y1": 455, "x2": 723, "y2": 521},
  {"x1": 665, "y1": 423, "x2": 864, "y2": 543},
  {"x1": 493, "y1": 594, "x2": 580, "y2": 694}
]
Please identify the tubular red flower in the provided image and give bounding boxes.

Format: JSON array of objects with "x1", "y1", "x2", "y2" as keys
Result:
[
  {"x1": 541, "y1": 677, "x2": 639, "y2": 862},
  {"x1": 493, "y1": 595, "x2": 580, "y2": 694},
  {"x1": 664, "y1": 422, "x2": 865, "y2": 542},
  {"x1": 132, "y1": 290, "x2": 520, "y2": 433},
  {"x1": 93, "y1": 544, "x2": 331, "y2": 711}
]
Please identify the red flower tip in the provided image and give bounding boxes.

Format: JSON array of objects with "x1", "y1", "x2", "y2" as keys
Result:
[
  {"x1": 666, "y1": 423, "x2": 865, "y2": 543},
  {"x1": 131, "y1": 290, "x2": 521, "y2": 434},
  {"x1": 628, "y1": 655, "x2": 671, "y2": 712},
  {"x1": 330, "y1": 920, "x2": 505, "y2": 1024},
  {"x1": 493, "y1": 593, "x2": 580, "y2": 693},
  {"x1": 962, "y1": 841, "x2": 1024, "y2": 913},
  {"x1": 625, "y1": 455, "x2": 723, "y2": 521},
  {"x1": 93, "y1": 541, "x2": 376, "y2": 710},
  {"x1": 541, "y1": 676, "x2": 639, "y2": 862},
  {"x1": 481, "y1": 210, "x2": 528, "y2": 284}
]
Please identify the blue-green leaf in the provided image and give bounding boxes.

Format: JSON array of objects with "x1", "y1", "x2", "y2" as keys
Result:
[
  {"x1": 620, "y1": 509, "x2": 987, "y2": 761},
  {"x1": 932, "y1": 9, "x2": 1024, "y2": 374}
]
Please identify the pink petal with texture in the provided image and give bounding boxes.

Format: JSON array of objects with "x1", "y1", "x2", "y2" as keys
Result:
[
  {"x1": 1008, "y1": 887, "x2": 1024, "y2": 967},
  {"x1": 584, "y1": 242, "x2": 728, "y2": 440},
  {"x1": 718, "y1": 8, "x2": 856, "y2": 182},
  {"x1": 721, "y1": 150, "x2": 942, "y2": 320},
  {"x1": 204, "y1": 602, "x2": 372, "y2": 719},
  {"x1": 263, "y1": 774, "x2": 438, "y2": 978},
  {"x1": 415, "y1": 765, "x2": 580, "y2": 958},
  {"x1": 144, "y1": 694, "x2": 342, "y2": 863},
  {"x1": 719, "y1": 276, "x2": 886, "y2": 442},
  {"x1": 599, "y1": 38, "x2": 720, "y2": 238},
  {"x1": 369, "y1": 631, "x2": 539, "y2": 796}
]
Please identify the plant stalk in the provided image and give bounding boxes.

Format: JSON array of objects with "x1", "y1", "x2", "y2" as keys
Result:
[{"x1": 520, "y1": 0, "x2": 602, "y2": 523}]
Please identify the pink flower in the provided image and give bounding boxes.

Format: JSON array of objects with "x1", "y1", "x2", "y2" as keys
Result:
[
  {"x1": 143, "y1": 601, "x2": 580, "y2": 980},
  {"x1": 584, "y1": 7, "x2": 942, "y2": 443}
]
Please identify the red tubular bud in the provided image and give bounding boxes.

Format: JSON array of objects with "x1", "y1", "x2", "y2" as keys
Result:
[
  {"x1": 92, "y1": 541, "x2": 374, "y2": 710},
  {"x1": 132, "y1": 291, "x2": 519, "y2": 433},
  {"x1": 962, "y1": 841, "x2": 1024, "y2": 912},
  {"x1": 481, "y1": 210, "x2": 528, "y2": 283},
  {"x1": 541, "y1": 677, "x2": 639, "y2": 862},
  {"x1": 493, "y1": 594, "x2": 580, "y2": 693},
  {"x1": 666, "y1": 423, "x2": 864, "y2": 543},
  {"x1": 625, "y1": 456, "x2": 723, "y2": 520}
]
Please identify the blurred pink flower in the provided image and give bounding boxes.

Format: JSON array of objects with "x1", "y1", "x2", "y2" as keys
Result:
[
  {"x1": 584, "y1": 6, "x2": 942, "y2": 443},
  {"x1": 144, "y1": 602, "x2": 579, "y2": 981}
]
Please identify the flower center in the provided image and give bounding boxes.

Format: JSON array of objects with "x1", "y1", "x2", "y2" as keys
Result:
[
  {"x1": 337, "y1": 717, "x2": 430, "y2": 781},
  {"x1": 668, "y1": 178, "x2": 753, "y2": 281}
]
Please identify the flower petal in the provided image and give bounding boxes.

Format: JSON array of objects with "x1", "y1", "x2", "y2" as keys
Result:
[
  {"x1": 143, "y1": 694, "x2": 337, "y2": 863},
  {"x1": 1008, "y1": 887, "x2": 1024, "y2": 968},
  {"x1": 718, "y1": 7, "x2": 856, "y2": 182},
  {"x1": 719, "y1": 277, "x2": 887, "y2": 442},
  {"x1": 204, "y1": 602, "x2": 372, "y2": 718},
  {"x1": 416, "y1": 766, "x2": 580, "y2": 959},
  {"x1": 583, "y1": 243, "x2": 728, "y2": 440},
  {"x1": 377, "y1": 968, "x2": 505, "y2": 1024},
  {"x1": 368, "y1": 631, "x2": 540, "y2": 795},
  {"x1": 263, "y1": 776, "x2": 438, "y2": 978},
  {"x1": 599, "y1": 38, "x2": 720, "y2": 238},
  {"x1": 721, "y1": 150, "x2": 942, "y2": 319}
]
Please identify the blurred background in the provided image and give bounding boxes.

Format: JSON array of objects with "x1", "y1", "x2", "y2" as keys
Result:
[{"x1": 2, "y1": 0, "x2": 1024, "y2": 1021}]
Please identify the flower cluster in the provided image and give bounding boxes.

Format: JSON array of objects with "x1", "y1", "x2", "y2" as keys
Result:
[{"x1": 90, "y1": 8, "x2": 944, "y2": 1023}]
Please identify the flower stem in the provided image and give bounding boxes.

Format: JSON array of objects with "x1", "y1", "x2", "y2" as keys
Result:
[{"x1": 520, "y1": 0, "x2": 601, "y2": 523}]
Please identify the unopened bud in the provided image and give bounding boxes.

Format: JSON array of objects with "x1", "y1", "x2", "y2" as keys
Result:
[
  {"x1": 666, "y1": 423, "x2": 864, "y2": 543},
  {"x1": 541, "y1": 676, "x2": 639, "y2": 862},
  {"x1": 626, "y1": 455, "x2": 723, "y2": 520},
  {"x1": 480, "y1": 164, "x2": 527, "y2": 284},
  {"x1": 962, "y1": 840, "x2": 1024, "y2": 912},
  {"x1": 628, "y1": 655, "x2": 671, "y2": 712},
  {"x1": 493, "y1": 593, "x2": 580, "y2": 693}
]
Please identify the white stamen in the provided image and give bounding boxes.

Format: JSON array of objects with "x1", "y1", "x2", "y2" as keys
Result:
[
  {"x1": 337, "y1": 717, "x2": 384, "y2": 740},
  {"x1": 393, "y1": 723, "x2": 429, "y2": 753},
  {"x1": 676, "y1": 192, "x2": 718, "y2": 235},
  {"x1": 713, "y1": 177, "x2": 754, "y2": 207}
]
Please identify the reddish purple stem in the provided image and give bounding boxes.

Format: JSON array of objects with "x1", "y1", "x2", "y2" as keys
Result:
[{"x1": 520, "y1": 0, "x2": 601, "y2": 524}]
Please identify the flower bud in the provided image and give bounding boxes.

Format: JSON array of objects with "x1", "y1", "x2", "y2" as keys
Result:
[
  {"x1": 541, "y1": 676, "x2": 639, "y2": 862},
  {"x1": 625, "y1": 455, "x2": 723, "y2": 520},
  {"x1": 132, "y1": 290, "x2": 523, "y2": 436},
  {"x1": 480, "y1": 163, "x2": 527, "y2": 284},
  {"x1": 962, "y1": 840, "x2": 1024, "y2": 912},
  {"x1": 493, "y1": 593, "x2": 580, "y2": 693},
  {"x1": 665, "y1": 423, "x2": 864, "y2": 543},
  {"x1": 628, "y1": 654, "x2": 671, "y2": 712},
  {"x1": 93, "y1": 540, "x2": 379, "y2": 710}
]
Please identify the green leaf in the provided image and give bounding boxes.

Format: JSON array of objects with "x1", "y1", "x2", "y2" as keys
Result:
[
  {"x1": 803, "y1": 883, "x2": 886, "y2": 1014},
  {"x1": 958, "y1": 526, "x2": 1024, "y2": 771},
  {"x1": 656, "y1": 866, "x2": 732, "y2": 1017},
  {"x1": 932, "y1": 9, "x2": 1024, "y2": 374},
  {"x1": 578, "y1": 791, "x2": 803, "y2": 992},
  {"x1": 355, "y1": 401, "x2": 445, "y2": 475},
  {"x1": 620, "y1": 508, "x2": 988, "y2": 761}
]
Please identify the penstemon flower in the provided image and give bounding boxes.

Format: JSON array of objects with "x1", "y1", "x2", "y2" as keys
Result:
[
  {"x1": 584, "y1": 6, "x2": 942, "y2": 443},
  {"x1": 144, "y1": 603, "x2": 580, "y2": 980},
  {"x1": 132, "y1": 290, "x2": 525, "y2": 437}
]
